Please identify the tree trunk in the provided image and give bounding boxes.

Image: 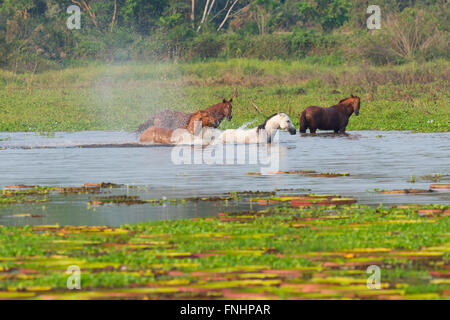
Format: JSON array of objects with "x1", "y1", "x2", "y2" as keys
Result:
[
  {"x1": 217, "y1": 0, "x2": 239, "y2": 31},
  {"x1": 197, "y1": 0, "x2": 211, "y2": 32},
  {"x1": 191, "y1": 0, "x2": 195, "y2": 27},
  {"x1": 72, "y1": 0, "x2": 98, "y2": 28},
  {"x1": 110, "y1": 0, "x2": 117, "y2": 33},
  {"x1": 207, "y1": 0, "x2": 216, "y2": 17}
]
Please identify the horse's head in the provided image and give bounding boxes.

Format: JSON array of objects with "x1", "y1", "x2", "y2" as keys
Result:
[
  {"x1": 340, "y1": 95, "x2": 361, "y2": 116},
  {"x1": 258, "y1": 113, "x2": 296, "y2": 135},
  {"x1": 277, "y1": 113, "x2": 297, "y2": 135},
  {"x1": 222, "y1": 98, "x2": 233, "y2": 121},
  {"x1": 351, "y1": 95, "x2": 361, "y2": 116}
]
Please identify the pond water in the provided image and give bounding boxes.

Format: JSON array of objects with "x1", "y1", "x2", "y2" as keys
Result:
[{"x1": 0, "y1": 130, "x2": 449, "y2": 226}]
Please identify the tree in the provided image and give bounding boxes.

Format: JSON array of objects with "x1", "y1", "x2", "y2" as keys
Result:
[
  {"x1": 251, "y1": 0, "x2": 278, "y2": 35},
  {"x1": 297, "y1": 0, "x2": 352, "y2": 31},
  {"x1": 217, "y1": 0, "x2": 239, "y2": 31},
  {"x1": 120, "y1": 0, "x2": 168, "y2": 33}
]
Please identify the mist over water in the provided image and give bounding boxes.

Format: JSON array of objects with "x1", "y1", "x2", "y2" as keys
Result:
[{"x1": 89, "y1": 63, "x2": 187, "y2": 132}]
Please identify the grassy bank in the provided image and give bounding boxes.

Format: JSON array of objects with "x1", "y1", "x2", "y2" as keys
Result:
[
  {"x1": 0, "y1": 59, "x2": 449, "y2": 133},
  {"x1": 0, "y1": 193, "x2": 449, "y2": 299}
]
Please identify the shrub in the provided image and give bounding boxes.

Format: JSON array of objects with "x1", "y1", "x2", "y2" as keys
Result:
[
  {"x1": 242, "y1": 34, "x2": 291, "y2": 59},
  {"x1": 289, "y1": 29, "x2": 337, "y2": 58},
  {"x1": 188, "y1": 34, "x2": 224, "y2": 59},
  {"x1": 358, "y1": 8, "x2": 449, "y2": 64}
]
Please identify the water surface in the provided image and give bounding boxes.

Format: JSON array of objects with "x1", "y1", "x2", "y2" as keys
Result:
[{"x1": 0, "y1": 131, "x2": 448, "y2": 226}]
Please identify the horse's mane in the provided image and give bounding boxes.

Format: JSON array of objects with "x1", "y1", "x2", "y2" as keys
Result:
[
  {"x1": 204, "y1": 103, "x2": 221, "y2": 111},
  {"x1": 339, "y1": 96, "x2": 360, "y2": 104},
  {"x1": 204, "y1": 99, "x2": 232, "y2": 112},
  {"x1": 339, "y1": 97, "x2": 351, "y2": 104},
  {"x1": 257, "y1": 113, "x2": 279, "y2": 131}
]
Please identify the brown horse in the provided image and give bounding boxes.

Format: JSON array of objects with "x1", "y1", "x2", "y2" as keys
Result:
[
  {"x1": 139, "y1": 110, "x2": 218, "y2": 144},
  {"x1": 136, "y1": 99, "x2": 233, "y2": 134},
  {"x1": 299, "y1": 95, "x2": 361, "y2": 134}
]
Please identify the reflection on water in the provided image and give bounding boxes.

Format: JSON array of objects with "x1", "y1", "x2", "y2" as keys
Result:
[{"x1": 0, "y1": 131, "x2": 449, "y2": 226}]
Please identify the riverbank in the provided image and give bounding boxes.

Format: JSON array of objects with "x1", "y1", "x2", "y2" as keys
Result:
[{"x1": 0, "y1": 59, "x2": 448, "y2": 133}]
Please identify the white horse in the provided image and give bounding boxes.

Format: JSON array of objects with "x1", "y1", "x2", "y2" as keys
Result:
[
  {"x1": 214, "y1": 113, "x2": 296, "y2": 144},
  {"x1": 159, "y1": 113, "x2": 296, "y2": 145}
]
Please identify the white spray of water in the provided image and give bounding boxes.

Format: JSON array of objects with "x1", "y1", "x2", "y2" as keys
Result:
[{"x1": 238, "y1": 120, "x2": 257, "y2": 129}]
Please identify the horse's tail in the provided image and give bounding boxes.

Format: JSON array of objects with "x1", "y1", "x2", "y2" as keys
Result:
[
  {"x1": 299, "y1": 111, "x2": 308, "y2": 133},
  {"x1": 136, "y1": 116, "x2": 155, "y2": 136}
]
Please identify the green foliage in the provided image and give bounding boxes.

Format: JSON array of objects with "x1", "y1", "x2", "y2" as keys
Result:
[
  {"x1": 0, "y1": 0, "x2": 447, "y2": 71},
  {"x1": 297, "y1": 1, "x2": 319, "y2": 25},
  {"x1": 0, "y1": 201, "x2": 449, "y2": 298},
  {"x1": 289, "y1": 29, "x2": 333, "y2": 57},
  {"x1": 120, "y1": 0, "x2": 168, "y2": 32},
  {"x1": 358, "y1": 7, "x2": 449, "y2": 65},
  {"x1": 297, "y1": 0, "x2": 352, "y2": 31},
  {"x1": 0, "y1": 59, "x2": 448, "y2": 133},
  {"x1": 188, "y1": 33, "x2": 224, "y2": 59}
]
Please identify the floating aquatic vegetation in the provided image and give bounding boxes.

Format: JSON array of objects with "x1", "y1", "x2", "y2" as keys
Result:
[
  {"x1": 272, "y1": 170, "x2": 317, "y2": 175},
  {"x1": 90, "y1": 195, "x2": 147, "y2": 206},
  {"x1": 416, "y1": 174, "x2": 450, "y2": 183},
  {"x1": 290, "y1": 198, "x2": 356, "y2": 207},
  {"x1": 245, "y1": 171, "x2": 349, "y2": 177},
  {"x1": 378, "y1": 189, "x2": 433, "y2": 194},
  {"x1": 230, "y1": 191, "x2": 276, "y2": 197},
  {"x1": 90, "y1": 194, "x2": 244, "y2": 207},
  {"x1": 84, "y1": 183, "x2": 123, "y2": 188},
  {"x1": 416, "y1": 209, "x2": 450, "y2": 217},
  {"x1": 305, "y1": 172, "x2": 350, "y2": 178},
  {"x1": 274, "y1": 188, "x2": 311, "y2": 192},
  {"x1": 249, "y1": 194, "x2": 356, "y2": 207},
  {"x1": 0, "y1": 183, "x2": 448, "y2": 300},
  {"x1": 0, "y1": 201, "x2": 449, "y2": 300},
  {"x1": 5, "y1": 185, "x2": 40, "y2": 189},
  {"x1": 430, "y1": 184, "x2": 450, "y2": 190},
  {"x1": 0, "y1": 187, "x2": 50, "y2": 205},
  {"x1": 246, "y1": 170, "x2": 316, "y2": 175},
  {"x1": 1, "y1": 183, "x2": 123, "y2": 197},
  {"x1": 56, "y1": 185, "x2": 108, "y2": 194},
  {"x1": 183, "y1": 196, "x2": 235, "y2": 202},
  {"x1": 2, "y1": 186, "x2": 51, "y2": 195}
]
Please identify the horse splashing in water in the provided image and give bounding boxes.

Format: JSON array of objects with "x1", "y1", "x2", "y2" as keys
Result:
[
  {"x1": 136, "y1": 98, "x2": 233, "y2": 134},
  {"x1": 139, "y1": 110, "x2": 218, "y2": 145},
  {"x1": 299, "y1": 95, "x2": 361, "y2": 134},
  {"x1": 216, "y1": 113, "x2": 296, "y2": 144}
]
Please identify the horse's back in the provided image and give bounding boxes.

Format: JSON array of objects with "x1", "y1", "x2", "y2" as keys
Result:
[
  {"x1": 303, "y1": 106, "x2": 339, "y2": 131},
  {"x1": 140, "y1": 127, "x2": 174, "y2": 144},
  {"x1": 138, "y1": 110, "x2": 191, "y2": 133},
  {"x1": 304, "y1": 106, "x2": 327, "y2": 121},
  {"x1": 219, "y1": 128, "x2": 259, "y2": 144},
  {"x1": 155, "y1": 110, "x2": 192, "y2": 129}
]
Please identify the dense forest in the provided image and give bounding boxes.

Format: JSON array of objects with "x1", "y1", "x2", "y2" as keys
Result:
[{"x1": 0, "y1": 0, "x2": 448, "y2": 72}]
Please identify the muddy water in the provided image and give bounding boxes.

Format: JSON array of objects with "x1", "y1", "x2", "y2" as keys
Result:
[{"x1": 0, "y1": 131, "x2": 448, "y2": 226}]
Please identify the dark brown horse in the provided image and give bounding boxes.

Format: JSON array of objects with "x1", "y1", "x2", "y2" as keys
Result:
[
  {"x1": 136, "y1": 99, "x2": 233, "y2": 134},
  {"x1": 139, "y1": 110, "x2": 218, "y2": 144},
  {"x1": 299, "y1": 95, "x2": 361, "y2": 134}
]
